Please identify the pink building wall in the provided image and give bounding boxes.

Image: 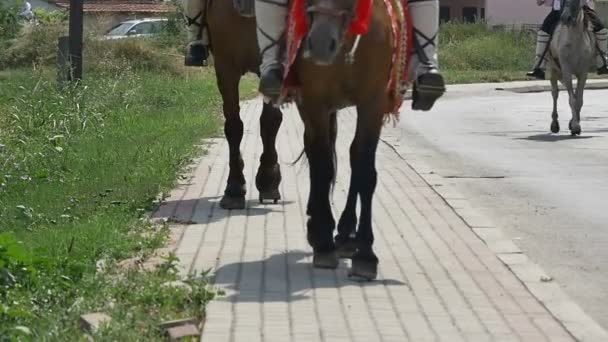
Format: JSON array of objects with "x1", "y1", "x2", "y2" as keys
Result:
[
  {"x1": 485, "y1": 0, "x2": 549, "y2": 26},
  {"x1": 440, "y1": 0, "x2": 550, "y2": 26}
]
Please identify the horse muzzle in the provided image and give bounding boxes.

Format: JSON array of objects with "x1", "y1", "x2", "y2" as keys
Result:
[{"x1": 304, "y1": 17, "x2": 343, "y2": 65}]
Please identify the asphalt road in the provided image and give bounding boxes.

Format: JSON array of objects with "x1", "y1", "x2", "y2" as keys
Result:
[{"x1": 392, "y1": 81, "x2": 608, "y2": 330}]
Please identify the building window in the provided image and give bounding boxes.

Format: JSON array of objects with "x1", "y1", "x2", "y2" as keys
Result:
[
  {"x1": 440, "y1": 6, "x2": 450, "y2": 23},
  {"x1": 462, "y1": 7, "x2": 478, "y2": 23},
  {"x1": 480, "y1": 7, "x2": 485, "y2": 20}
]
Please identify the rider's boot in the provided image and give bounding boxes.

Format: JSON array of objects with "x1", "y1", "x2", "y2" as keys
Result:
[
  {"x1": 183, "y1": 0, "x2": 210, "y2": 66},
  {"x1": 410, "y1": 0, "x2": 446, "y2": 111},
  {"x1": 527, "y1": 30, "x2": 550, "y2": 80},
  {"x1": 595, "y1": 28, "x2": 608, "y2": 75},
  {"x1": 255, "y1": 0, "x2": 288, "y2": 99}
]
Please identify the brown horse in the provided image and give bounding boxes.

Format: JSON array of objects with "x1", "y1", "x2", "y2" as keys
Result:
[
  {"x1": 293, "y1": 0, "x2": 399, "y2": 280},
  {"x1": 205, "y1": 0, "x2": 282, "y2": 209}
]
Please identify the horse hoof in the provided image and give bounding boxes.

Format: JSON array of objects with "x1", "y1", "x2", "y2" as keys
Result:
[
  {"x1": 571, "y1": 127, "x2": 582, "y2": 136},
  {"x1": 335, "y1": 238, "x2": 357, "y2": 259},
  {"x1": 348, "y1": 257, "x2": 378, "y2": 281},
  {"x1": 258, "y1": 189, "x2": 281, "y2": 204},
  {"x1": 313, "y1": 251, "x2": 339, "y2": 269},
  {"x1": 550, "y1": 121, "x2": 560, "y2": 133},
  {"x1": 219, "y1": 195, "x2": 245, "y2": 210}
]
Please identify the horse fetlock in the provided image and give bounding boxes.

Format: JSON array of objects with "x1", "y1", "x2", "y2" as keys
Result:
[
  {"x1": 306, "y1": 217, "x2": 336, "y2": 250},
  {"x1": 569, "y1": 120, "x2": 582, "y2": 135},
  {"x1": 256, "y1": 163, "x2": 281, "y2": 188},
  {"x1": 224, "y1": 181, "x2": 246, "y2": 197},
  {"x1": 337, "y1": 213, "x2": 357, "y2": 237},
  {"x1": 551, "y1": 120, "x2": 560, "y2": 134},
  {"x1": 219, "y1": 194, "x2": 246, "y2": 210},
  {"x1": 313, "y1": 249, "x2": 339, "y2": 269},
  {"x1": 335, "y1": 234, "x2": 357, "y2": 259}
]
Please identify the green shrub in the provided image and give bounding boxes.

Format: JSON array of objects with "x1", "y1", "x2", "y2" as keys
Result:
[
  {"x1": 0, "y1": 22, "x2": 66, "y2": 69},
  {"x1": 439, "y1": 21, "x2": 535, "y2": 73},
  {"x1": 85, "y1": 38, "x2": 185, "y2": 75},
  {"x1": 0, "y1": 0, "x2": 22, "y2": 42},
  {"x1": 32, "y1": 8, "x2": 68, "y2": 25}
]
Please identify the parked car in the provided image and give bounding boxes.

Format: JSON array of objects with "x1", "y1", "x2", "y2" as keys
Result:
[{"x1": 102, "y1": 18, "x2": 168, "y2": 40}]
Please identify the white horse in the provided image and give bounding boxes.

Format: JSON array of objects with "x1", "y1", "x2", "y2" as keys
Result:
[{"x1": 548, "y1": 0, "x2": 595, "y2": 136}]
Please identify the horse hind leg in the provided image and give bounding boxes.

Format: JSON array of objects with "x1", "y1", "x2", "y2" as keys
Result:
[
  {"x1": 550, "y1": 72, "x2": 560, "y2": 133},
  {"x1": 256, "y1": 103, "x2": 283, "y2": 204},
  {"x1": 347, "y1": 101, "x2": 384, "y2": 281},
  {"x1": 216, "y1": 63, "x2": 246, "y2": 209}
]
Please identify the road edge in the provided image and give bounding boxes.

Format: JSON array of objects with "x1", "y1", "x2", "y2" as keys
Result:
[{"x1": 380, "y1": 132, "x2": 608, "y2": 342}]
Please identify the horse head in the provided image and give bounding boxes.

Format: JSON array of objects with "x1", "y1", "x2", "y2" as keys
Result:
[
  {"x1": 305, "y1": 0, "x2": 358, "y2": 65},
  {"x1": 560, "y1": 0, "x2": 582, "y2": 27}
]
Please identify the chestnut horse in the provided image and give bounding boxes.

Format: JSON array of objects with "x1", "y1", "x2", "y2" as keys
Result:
[
  {"x1": 206, "y1": 0, "x2": 282, "y2": 209},
  {"x1": 293, "y1": 0, "x2": 402, "y2": 280},
  {"x1": 206, "y1": 0, "x2": 408, "y2": 280}
]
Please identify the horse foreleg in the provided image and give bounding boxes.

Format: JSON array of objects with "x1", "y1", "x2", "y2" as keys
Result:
[
  {"x1": 571, "y1": 74, "x2": 586, "y2": 136},
  {"x1": 550, "y1": 72, "x2": 560, "y2": 133},
  {"x1": 256, "y1": 103, "x2": 283, "y2": 203},
  {"x1": 348, "y1": 102, "x2": 384, "y2": 281},
  {"x1": 562, "y1": 76, "x2": 580, "y2": 136},
  {"x1": 216, "y1": 63, "x2": 246, "y2": 209},
  {"x1": 336, "y1": 111, "x2": 359, "y2": 259},
  {"x1": 301, "y1": 108, "x2": 338, "y2": 269}
]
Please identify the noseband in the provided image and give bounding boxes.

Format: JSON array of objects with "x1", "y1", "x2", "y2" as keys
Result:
[{"x1": 306, "y1": 5, "x2": 353, "y2": 19}]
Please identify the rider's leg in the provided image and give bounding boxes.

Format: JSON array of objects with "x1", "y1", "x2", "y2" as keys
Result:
[
  {"x1": 409, "y1": 0, "x2": 445, "y2": 111},
  {"x1": 255, "y1": 0, "x2": 288, "y2": 98},
  {"x1": 527, "y1": 11, "x2": 560, "y2": 80},
  {"x1": 583, "y1": 5, "x2": 608, "y2": 75},
  {"x1": 183, "y1": 0, "x2": 210, "y2": 66}
]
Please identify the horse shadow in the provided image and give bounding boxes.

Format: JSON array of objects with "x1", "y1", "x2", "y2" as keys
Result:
[
  {"x1": 152, "y1": 196, "x2": 294, "y2": 225},
  {"x1": 210, "y1": 250, "x2": 408, "y2": 303},
  {"x1": 517, "y1": 134, "x2": 596, "y2": 142}
]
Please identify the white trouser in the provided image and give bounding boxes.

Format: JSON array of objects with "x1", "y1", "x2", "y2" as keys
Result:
[
  {"x1": 183, "y1": 0, "x2": 209, "y2": 48},
  {"x1": 255, "y1": 0, "x2": 288, "y2": 74},
  {"x1": 409, "y1": 0, "x2": 441, "y2": 78},
  {"x1": 595, "y1": 28, "x2": 608, "y2": 68},
  {"x1": 532, "y1": 30, "x2": 551, "y2": 70}
]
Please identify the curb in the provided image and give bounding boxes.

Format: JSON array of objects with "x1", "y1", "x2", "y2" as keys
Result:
[
  {"x1": 380, "y1": 133, "x2": 608, "y2": 342},
  {"x1": 497, "y1": 81, "x2": 608, "y2": 94}
]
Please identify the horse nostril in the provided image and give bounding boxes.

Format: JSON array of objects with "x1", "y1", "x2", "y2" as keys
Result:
[
  {"x1": 329, "y1": 39, "x2": 337, "y2": 53},
  {"x1": 306, "y1": 38, "x2": 314, "y2": 51}
]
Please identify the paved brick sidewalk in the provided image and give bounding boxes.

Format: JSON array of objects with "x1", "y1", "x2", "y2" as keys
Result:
[{"x1": 153, "y1": 99, "x2": 604, "y2": 341}]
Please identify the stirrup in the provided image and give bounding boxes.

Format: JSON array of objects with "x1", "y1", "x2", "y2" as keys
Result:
[
  {"x1": 411, "y1": 69, "x2": 446, "y2": 111},
  {"x1": 526, "y1": 68, "x2": 545, "y2": 80}
]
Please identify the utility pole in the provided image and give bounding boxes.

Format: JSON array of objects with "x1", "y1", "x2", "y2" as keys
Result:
[{"x1": 68, "y1": 0, "x2": 83, "y2": 81}]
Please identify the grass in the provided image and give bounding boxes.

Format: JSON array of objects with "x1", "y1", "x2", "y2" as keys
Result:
[
  {"x1": 439, "y1": 22, "x2": 536, "y2": 84},
  {"x1": 0, "y1": 59, "x2": 256, "y2": 339}
]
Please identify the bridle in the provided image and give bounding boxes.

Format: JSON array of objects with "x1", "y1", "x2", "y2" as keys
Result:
[{"x1": 306, "y1": 0, "x2": 358, "y2": 29}]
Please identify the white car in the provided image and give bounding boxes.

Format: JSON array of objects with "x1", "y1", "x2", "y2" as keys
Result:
[{"x1": 102, "y1": 18, "x2": 168, "y2": 40}]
